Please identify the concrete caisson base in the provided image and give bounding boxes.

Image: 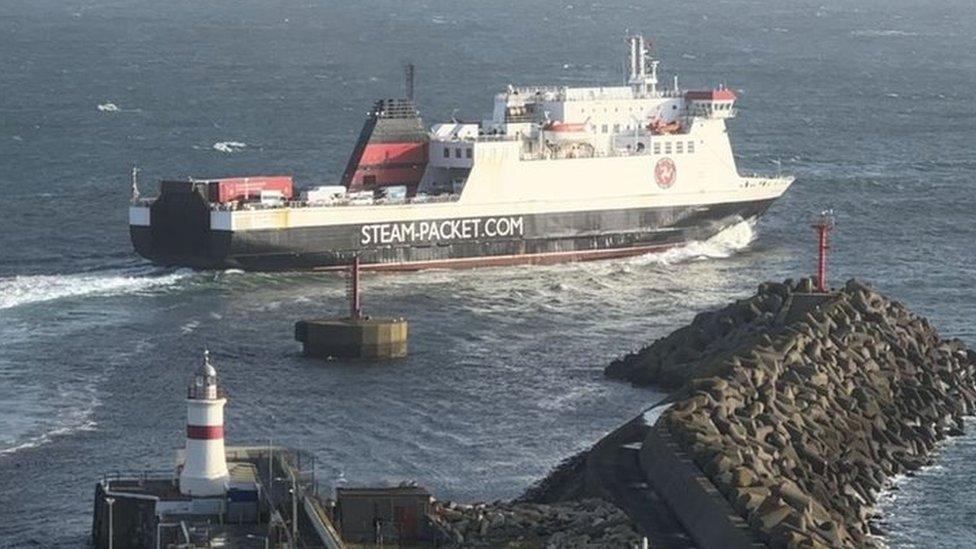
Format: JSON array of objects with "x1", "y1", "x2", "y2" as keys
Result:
[{"x1": 295, "y1": 317, "x2": 408, "y2": 359}]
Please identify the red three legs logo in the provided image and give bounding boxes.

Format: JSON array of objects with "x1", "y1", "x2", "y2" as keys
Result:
[{"x1": 655, "y1": 157, "x2": 677, "y2": 189}]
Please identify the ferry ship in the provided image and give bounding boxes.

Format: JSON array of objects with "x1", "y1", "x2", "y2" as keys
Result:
[{"x1": 129, "y1": 36, "x2": 793, "y2": 271}]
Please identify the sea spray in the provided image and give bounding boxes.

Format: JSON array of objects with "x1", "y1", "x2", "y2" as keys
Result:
[{"x1": 629, "y1": 219, "x2": 757, "y2": 266}]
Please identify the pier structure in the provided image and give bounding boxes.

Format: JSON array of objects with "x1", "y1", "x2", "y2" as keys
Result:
[{"x1": 91, "y1": 353, "x2": 344, "y2": 548}]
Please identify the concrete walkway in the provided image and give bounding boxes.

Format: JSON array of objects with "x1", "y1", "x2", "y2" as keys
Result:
[{"x1": 583, "y1": 418, "x2": 696, "y2": 548}]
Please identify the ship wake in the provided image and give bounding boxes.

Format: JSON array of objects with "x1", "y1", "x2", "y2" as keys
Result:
[{"x1": 0, "y1": 267, "x2": 193, "y2": 311}]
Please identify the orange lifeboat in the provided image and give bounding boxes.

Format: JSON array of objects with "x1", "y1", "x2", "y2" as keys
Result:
[
  {"x1": 647, "y1": 119, "x2": 682, "y2": 135},
  {"x1": 543, "y1": 121, "x2": 587, "y2": 132}
]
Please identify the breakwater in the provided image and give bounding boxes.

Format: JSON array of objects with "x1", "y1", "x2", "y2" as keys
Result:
[
  {"x1": 607, "y1": 278, "x2": 976, "y2": 546},
  {"x1": 439, "y1": 278, "x2": 976, "y2": 547}
]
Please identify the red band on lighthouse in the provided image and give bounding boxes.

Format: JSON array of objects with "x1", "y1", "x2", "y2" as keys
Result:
[{"x1": 187, "y1": 425, "x2": 224, "y2": 440}]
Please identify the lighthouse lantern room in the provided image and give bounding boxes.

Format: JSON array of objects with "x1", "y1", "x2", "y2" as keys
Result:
[{"x1": 179, "y1": 350, "x2": 230, "y2": 497}]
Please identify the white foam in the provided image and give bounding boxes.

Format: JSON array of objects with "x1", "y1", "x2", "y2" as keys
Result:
[
  {"x1": 0, "y1": 268, "x2": 192, "y2": 310},
  {"x1": 642, "y1": 402, "x2": 674, "y2": 425},
  {"x1": 851, "y1": 29, "x2": 919, "y2": 38},
  {"x1": 629, "y1": 219, "x2": 757, "y2": 266},
  {"x1": 97, "y1": 102, "x2": 120, "y2": 112},
  {"x1": 0, "y1": 378, "x2": 102, "y2": 457},
  {"x1": 212, "y1": 141, "x2": 247, "y2": 153},
  {"x1": 0, "y1": 418, "x2": 98, "y2": 456}
]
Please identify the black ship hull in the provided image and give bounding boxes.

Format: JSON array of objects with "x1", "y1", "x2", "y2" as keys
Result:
[{"x1": 131, "y1": 198, "x2": 777, "y2": 271}]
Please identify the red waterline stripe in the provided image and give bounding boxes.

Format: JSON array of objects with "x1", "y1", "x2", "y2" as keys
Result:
[
  {"x1": 312, "y1": 243, "x2": 676, "y2": 273},
  {"x1": 187, "y1": 425, "x2": 224, "y2": 440}
]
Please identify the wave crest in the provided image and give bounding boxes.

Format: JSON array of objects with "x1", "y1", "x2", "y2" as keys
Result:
[
  {"x1": 213, "y1": 141, "x2": 247, "y2": 153},
  {"x1": 851, "y1": 29, "x2": 919, "y2": 38},
  {"x1": 630, "y1": 219, "x2": 757, "y2": 266}
]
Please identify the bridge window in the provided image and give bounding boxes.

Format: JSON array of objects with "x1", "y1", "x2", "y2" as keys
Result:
[
  {"x1": 665, "y1": 142, "x2": 672, "y2": 154},
  {"x1": 653, "y1": 143, "x2": 661, "y2": 155},
  {"x1": 676, "y1": 142, "x2": 684, "y2": 154},
  {"x1": 466, "y1": 148, "x2": 473, "y2": 159},
  {"x1": 688, "y1": 141, "x2": 695, "y2": 153},
  {"x1": 443, "y1": 147, "x2": 450, "y2": 158},
  {"x1": 455, "y1": 148, "x2": 462, "y2": 158}
]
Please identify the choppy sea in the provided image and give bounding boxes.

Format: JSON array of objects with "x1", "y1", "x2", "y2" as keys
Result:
[{"x1": 1, "y1": 0, "x2": 974, "y2": 546}]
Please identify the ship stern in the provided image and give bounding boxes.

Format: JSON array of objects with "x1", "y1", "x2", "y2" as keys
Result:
[{"x1": 129, "y1": 197, "x2": 235, "y2": 270}]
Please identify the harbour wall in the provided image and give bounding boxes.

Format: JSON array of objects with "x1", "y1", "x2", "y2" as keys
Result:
[{"x1": 521, "y1": 278, "x2": 976, "y2": 548}]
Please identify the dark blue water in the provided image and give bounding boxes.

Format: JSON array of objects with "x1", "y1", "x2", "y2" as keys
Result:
[{"x1": 1, "y1": 0, "x2": 974, "y2": 546}]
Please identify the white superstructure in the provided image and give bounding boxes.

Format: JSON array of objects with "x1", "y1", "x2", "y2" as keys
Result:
[{"x1": 418, "y1": 35, "x2": 752, "y2": 202}]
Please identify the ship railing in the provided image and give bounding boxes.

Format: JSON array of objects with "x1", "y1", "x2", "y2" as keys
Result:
[
  {"x1": 469, "y1": 134, "x2": 520, "y2": 143},
  {"x1": 648, "y1": 89, "x2": 686, "y2": 99},
  {"x1": 519, "y1": 146, "x2": 664, "y2": 162},
  {"x1": 432, "y1": 135, "x2": 518, "y2": 144},
  {"x1": 499, "y1": 85, "x2": 564, "y2": 99},
  {"x1": 101, "y1": 469, "x2": 176, "y2": 485},
  {"x1": 209, "y1": 193, "x2": 461, "y2": 212},
  {"x1": 537, "y1": 87, "x2": 686, "y2": 102},
  {"x1": 739, "y1": 173, "x2": 794, "y2": 183}
]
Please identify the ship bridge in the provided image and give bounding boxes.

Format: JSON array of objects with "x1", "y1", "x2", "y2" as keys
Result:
[{"x1": 685, "y1": 88, "x2": 737, "y2": 119}]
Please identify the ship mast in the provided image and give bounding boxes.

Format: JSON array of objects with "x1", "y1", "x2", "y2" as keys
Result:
[
  {"x1": 626, "y1": 35, "x2": 658, "y2": 96},
  {"x1": 405, "y1": 63, "x2": 415, "y2": 102},
  {"x1": 130, "y1": 166, "x2": 140, "y2": 202}
]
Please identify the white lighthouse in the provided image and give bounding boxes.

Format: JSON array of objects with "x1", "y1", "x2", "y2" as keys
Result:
[{"x1": 179, "y1": 350, "x2": 229, "y2": 496}]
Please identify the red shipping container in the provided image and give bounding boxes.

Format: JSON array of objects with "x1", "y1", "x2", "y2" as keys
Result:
[{"x1": 206, "y1": 176, "x2": 294, "y2": 203}]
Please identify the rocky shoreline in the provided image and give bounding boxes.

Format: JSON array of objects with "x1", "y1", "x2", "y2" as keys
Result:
[
  {"x1": 433, "y1": 278, "x2": 976, "y2": 547},
  {"x1": 605, "y1": 278, "x2": 823, "y2": 391},
  {"x1": 428, "y1": 499, "x2": 644, "y2": 548},
  {"x1": 608, "y1": 278, "x2": 976, "y2": 546}
]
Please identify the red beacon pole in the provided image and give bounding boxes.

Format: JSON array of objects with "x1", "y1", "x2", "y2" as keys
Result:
[
  {"x1": 348, "y1": 256, "x2": 362, "y2": 318},
  {"x1": 812, "y1": 211, "x2": 835, "y2": 293}
]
